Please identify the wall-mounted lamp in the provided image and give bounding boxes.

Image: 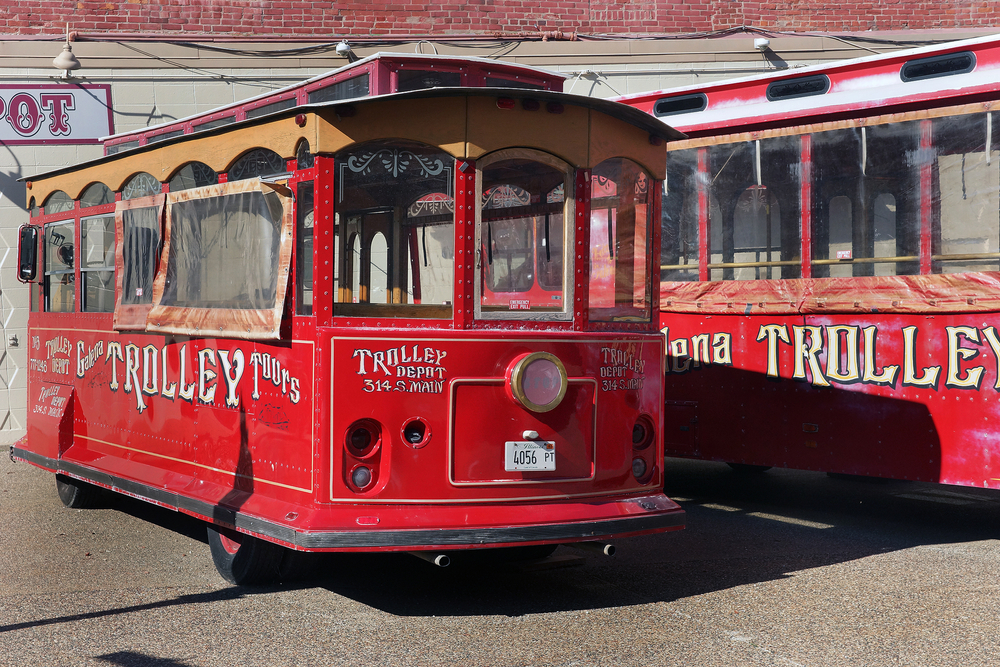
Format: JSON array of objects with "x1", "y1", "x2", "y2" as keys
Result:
[
  {"x1": 754, "y1": 37, "x2": 771, "y2": 52},
  {"x1": 336, "y1": 40, "x2": 358, "y2": 63},
  {"x1": 53, "y1": 25, "x2": 81, "y2": 79}
]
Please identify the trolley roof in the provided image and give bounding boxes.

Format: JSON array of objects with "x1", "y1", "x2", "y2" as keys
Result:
[
  {"x1": 102, "y1": 52, "x2": 568, "y2": 153},
  {"x1": 614, "y1": 32, "x2": 1000, "y2": 137},
  {"x1": 25, "y1": 86, "x2": 683, "y2": 205}
]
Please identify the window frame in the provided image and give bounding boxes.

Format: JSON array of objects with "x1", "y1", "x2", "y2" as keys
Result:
[
  {"x1": 145, "y1": 178, "x2": 294, "y2": 340},
  {"x1": 80, "y1": 211, "x2": 117, "y2": 313},
  {"x1": 474, "y1": 148, "x2": 575, "y2": 322},
  {"x1": 113, "y1": 193, "x2": 165, "y2": 330},
  {"x1": 43, "y1": 218, "x2": 76, "y2": 313}
]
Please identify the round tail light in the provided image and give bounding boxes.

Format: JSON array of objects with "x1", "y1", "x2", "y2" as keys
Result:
[
  {"x1": 351, "y1": 464, "x2": 373, "y2": 490},
  {"x1": 632, "y1": 415, "x2": 654, "y2": 450},
  {"x1": 632, "y1": 456, "x2": 648, "y2": 481},
  {"x1": 507, "y1": 352, "x2": 568, "y2": 413},
  {"x1": 345, "y1": 419, "x2": 381, "y2": 459}
]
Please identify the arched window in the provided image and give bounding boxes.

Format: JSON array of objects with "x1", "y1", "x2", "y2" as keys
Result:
[
  {"x1": 874, "y1": 193, "x2": 898, "y2": 275},
  {"x1": 827, "y1": 195, "x2": 852, "y2": 278},
  {"x1": 168, "y1": 162, "x2": 218, "y2": 191},
  {"x1": 122, "y1": 172, "x2": 161, "y2": 200},
  {"x1": 228, "y1": 148, "x2": 286, "y2": 181},
  {"x1": 43, "y1": 191, "x2": 74, "y2": 214},
  {"x1": 80, "y1": 183, "x2": 114, "y2": 208},
  {"x1": 369, "y1": 232, "x2": 388, "y2": 303},
  {"x1": 295, "y1": 139, "x2": 314, "y2": 170}
]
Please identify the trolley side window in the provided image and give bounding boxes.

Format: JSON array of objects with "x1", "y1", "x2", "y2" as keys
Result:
[
  {"x1": 811, "y1": 123, "x2": 922, "y2": 277},
  {"x1": 81, "y1": 213, "x2": 115, "y2": 313},
  {"x1": 661, "y1": 149, "x2": 700, "y2": 282},
  {"x1": 333, "y1": 140, "x2": 455, "y2": 318},
  {"x1": 708, "y1": 136, "x2": 802, "y2": 281},
  {"x1": 931, "y1": 113, "x2": 1000, "y2": 274},
  {"x1": 113, "y1": 171, "x2": 165, "y2": 329},
  {"x1": 589, "y1": 158, "x2": 655, "y2": 323},
  {"x1": 296, "y1": 181, "x2": 314, "y2": 315},
  {"x1": 44, "y1": 219, "x2": 75, "y2": 313},
  {"x1": 147, "y1": 178, "x2": 294, "y2": 339},
  {"x1": 477, "y1": 150, "x2": 572, "y2": 319},
  {"x1": 119, "y1": 201, "x2": 163, "y2": 306}
]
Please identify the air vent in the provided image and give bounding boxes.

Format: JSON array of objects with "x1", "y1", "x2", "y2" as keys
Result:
[
  {"x1": 901, "y1": 51, "x2": 976, "y2": 82},
  {"x1": 653, "y1": 93, "x2": 707, "y2": 117},
  {"x1": 766, "y1": 75, "x2": 830, "y2": 101}
]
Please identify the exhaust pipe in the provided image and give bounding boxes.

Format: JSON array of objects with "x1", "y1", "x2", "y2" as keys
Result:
[
  {"x1": 567, "y1": 541, "x2": 616, "y2": 557},
  {"x1": 410, "y1": 551, "x2": 451, "y2": 567}
]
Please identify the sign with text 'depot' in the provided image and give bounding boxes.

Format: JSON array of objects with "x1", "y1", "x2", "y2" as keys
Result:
[{"x1": 0, "y1": 84, "x2": 113, "y2": 144}]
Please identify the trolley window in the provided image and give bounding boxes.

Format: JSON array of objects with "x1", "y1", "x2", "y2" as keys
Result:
[
  {"x1": 43, "y1": 191, "x2": 74, "y2": 215},
  {"x1": 661, "y1": 149, "x2": 700, "y2": 282},
  {"x1": 80, "y1": 182, "x2": 113, "y2": 208},
  {"x1": 809, "y1": 124, "x2": 921, "y2": 277},
  {"x1": 146, "y1": 178, "x2": 293, "y2": 339},
  {"x1": 477, "y1": 149, "x2": 572, "y2": 320},
  {"x1": 114, "y1": 193, "x2": 164, "y2": 330},
  {"x1": 589, "y1": 158, "x2": 655, "y2": 322},
  {"x1": 333, "y1": 141, "x2": 455, "y2": 318},
  {"x1": 81, "y1": 213, "x2": 115, "y2": 313},
  {"x1": 44, "y1": 219, "x2": 75, "y2": 313}
]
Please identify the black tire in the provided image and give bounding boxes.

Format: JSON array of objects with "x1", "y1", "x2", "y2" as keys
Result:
[
  {"x1": 55, "y1": 474, "x2": 102, "y2": 509},
  {"x1": 727, "y1": 462, "x2": 772, "y2": 474},
  {"x1": 207, "y1": 524, "x2": 285, "y2": 586}
]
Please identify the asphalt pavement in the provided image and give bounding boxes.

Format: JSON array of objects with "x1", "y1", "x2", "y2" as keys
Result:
[{"x1": 2, "y1": 448, "x2": 999, "y2": 666}]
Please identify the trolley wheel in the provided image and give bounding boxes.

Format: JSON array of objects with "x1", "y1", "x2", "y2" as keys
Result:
[
  {"x1": 206, "y1": 524, "x2": 284, "y2": 586},
  {"x1": 55, "y1": 474, "x2": 102, "y2": 509},
  {"x1": 726, "y1": 462, "x2": 772, "y2": 474}
]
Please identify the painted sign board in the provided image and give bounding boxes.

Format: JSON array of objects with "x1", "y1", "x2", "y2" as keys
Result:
[{"x1": 0, "y1": 84, "x2": 113, "y2": 144}]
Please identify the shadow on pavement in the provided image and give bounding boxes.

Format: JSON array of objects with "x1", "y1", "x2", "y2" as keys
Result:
[{"x1": 49, "y1": 457, "x2": 1000, "y2": 619}]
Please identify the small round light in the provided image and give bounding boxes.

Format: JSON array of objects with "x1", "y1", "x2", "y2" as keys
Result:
[
  {"x1": 345, "y1": 419, "x2": 381, "y2": 458},
  {"x1": 632, "y1": 457, "x2": 647, "y2": 480},
  {"x1": 632, "y1": 415, "x2": 654, "y2": 450},
  {"x1": 351, "y1": 465, "x2": 373, "y2": 489},
  {"x1": 350, "y1": 428, "x2": 371, "y2": 451}
]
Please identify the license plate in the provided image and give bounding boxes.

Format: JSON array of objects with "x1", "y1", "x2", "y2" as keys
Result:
[{"x1": 505, "y1": 441, "x2": 556, "y2": 471}]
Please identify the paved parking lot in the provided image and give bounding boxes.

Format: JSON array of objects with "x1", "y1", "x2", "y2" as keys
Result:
[{"x1": 2, "y1": 448, "x2": 999, "y2": 666}]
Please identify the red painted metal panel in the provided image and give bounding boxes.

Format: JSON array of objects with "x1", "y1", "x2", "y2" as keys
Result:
[{"x1": 660, "y1": 310, "x2": 1000, "y2": 487}]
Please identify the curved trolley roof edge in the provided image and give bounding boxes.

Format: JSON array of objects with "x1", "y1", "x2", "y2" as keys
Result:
[
  {"x1": 24, "y1": 86, "x2": 685, "y2": 190},
  {"x1": 615, "y1": 31, "x2": 1000, "y2": 135}
]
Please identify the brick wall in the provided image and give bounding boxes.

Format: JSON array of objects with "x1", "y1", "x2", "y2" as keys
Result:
[{"x1": 1, "y1": 0, "x2": 998, "y2": 37}]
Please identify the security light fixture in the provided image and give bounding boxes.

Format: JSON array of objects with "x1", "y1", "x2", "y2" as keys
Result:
[{"x1": 336, "y1": 40, "x2": 358, "y2": 63}]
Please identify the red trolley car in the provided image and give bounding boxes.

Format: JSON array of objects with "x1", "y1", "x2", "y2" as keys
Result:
[
  {"x1": 12, "y1": 52, "x2": 685, "y2": 584},
  {"x1": 618, "y1": 34, "x2": 1000, "y2": 488}
]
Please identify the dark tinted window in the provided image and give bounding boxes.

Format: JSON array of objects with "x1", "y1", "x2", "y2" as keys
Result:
[
  {"x1": 653, "y1": 94, "x2": 707, "y2": 117},
  {"x1": 766, "y1": 75, "x2": 830, "y2": 101},
  {"x1": 901, "y1": 52, "x2": 976, "y2": 82}
]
